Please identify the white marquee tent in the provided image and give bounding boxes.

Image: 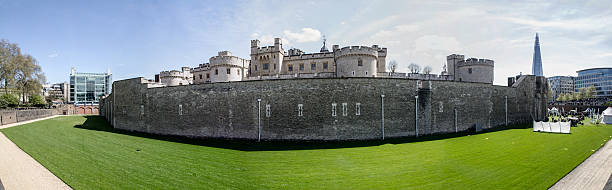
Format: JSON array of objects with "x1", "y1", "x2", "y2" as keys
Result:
[{"x1": 603, "y1": 107, "x2": 612, "y2": 124}]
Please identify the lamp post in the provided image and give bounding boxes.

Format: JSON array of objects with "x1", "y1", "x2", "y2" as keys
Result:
[
  {"x1": 415, "y1": 95, "x2": 419, "y2": 137},
  {"x1": 257, "y1": 99, "x2": 261, "y2": 142},
  {"x1": 381, "y1": 94, "x2": 385, "y2": 140}
]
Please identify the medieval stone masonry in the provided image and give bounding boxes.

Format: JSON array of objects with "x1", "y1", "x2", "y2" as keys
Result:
[
  {"x1": 153, "y1": 37, "x2": 495, "y2": 86},
  {"x1": 100, "y1": 75, "x2": 548, "y2": 141}
]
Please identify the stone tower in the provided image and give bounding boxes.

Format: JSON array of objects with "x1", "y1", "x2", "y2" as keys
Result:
[{"x1": 532, "y1": 33, "x2": 543, "y2": 76}]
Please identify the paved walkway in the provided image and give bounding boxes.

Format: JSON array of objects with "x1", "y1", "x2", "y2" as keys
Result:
[
  {"x1": 0, "y1": 115, "x2": 71, "y2": 190},
  {"x1": 550, "y1": 137, "x2": 612, "y2": 190}
]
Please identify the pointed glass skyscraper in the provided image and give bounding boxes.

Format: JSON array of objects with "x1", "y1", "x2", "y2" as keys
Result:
[{"x1": 532, "y1": 33, "x2": 543, "y2": 76}]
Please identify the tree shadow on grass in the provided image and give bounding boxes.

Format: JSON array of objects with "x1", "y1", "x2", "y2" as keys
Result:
[{"x1": 74, "y1": 116, "x2": 533, "y2": 151}]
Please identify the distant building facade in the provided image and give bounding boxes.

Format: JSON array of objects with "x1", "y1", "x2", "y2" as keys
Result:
[
  {"x1": 157, "y1": 67, "x2": 193, "y2": 86},
  {"x1": 575, "y1": 68, "x2": 612, "y2": 99},
  {"x1": 248, "y1": 38, "x2": 387, "y2": 78},
  {"x1": 43, "y1": 82, "x2": 70, "y2": 104},
  {"x1": 446, "y1": 54, "x2": 494, "y2": 84},
  {"x1": 69, "y1": 68, "x2": 112, "y2": 105},
  {"x1": 153, "y1": 38, "x2": 495, "y2": 84},
  {"x1": 547, "y1": 76, "x2": 574, "y2": 100},
  {"x1": 192, "y1": 51, "x2": 249, "y2": 84}
]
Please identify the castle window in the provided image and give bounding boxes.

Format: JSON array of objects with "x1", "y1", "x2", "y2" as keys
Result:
[
  {"x1": 263, "y1": 63, "x2": 269, "y2": 70},
  {"x1": 311, "y1": 62, "x2": 316, "y2": 71},
  {"x1": 358, "y1": 58, "x2": 363, "y2": 66},
  {"x1": 468, "y1": 68, "x2": 472, "y2": 74},
  {"x1": 288, "y1": 64, "x2": 293, "y2": 72},
  {"x1": 227, "y1": 68, "x2": 231, "y2": 74},
  {"x1": 331, "y1": 103, "x2": 337, "y2": 117},
  {"x1": 178, "y1": 104, "x2": 183, "y2": 115},
  {"x1": 255, "y1": 65, "x2": 258, "y2": 71},
  {"x1": 299, "y1": 63, "x2": 304, "y2": 71},
  {"x1": 206, "y1": 73, "x2": 210, "y2": 79},
  {"x1": 199, "y1": 74, "x2": 202, "y2": 79},
  {"x1": 365, "y1": 71, "x2": 368, "y2": 76},
  {"x1": 266, "y1": 104, "x2": 271, "y2": 118},
  {"x1": 140, "y1": 105, "x2": 144, "y2": 115},
  {"x1": 298, "y1": 104, "x2": 303, "y2": 117},
  {"x1": 323, "y1": 62, "x2": 328, "y2": 70},
  {"x1": 355, "y1": 103, "x2": 361, "y2": 115},
  {"x1": 352, "y1": 71, "x2": 355, "y2": 76},
  {"x1": 274, "y1": 64, "x2": 277, "y2": 70},
  {"x1": 342, "y1": 103, "x2": 347, "y2": 116},
  {"x1": 215, "y1": 69, "x2": 218, "y2": 75},
  {"x1": 237, "y1": 69, "x2": 240, "y2": 75}
]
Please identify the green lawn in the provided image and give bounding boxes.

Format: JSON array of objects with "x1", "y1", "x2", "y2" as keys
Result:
[{"x1": 1, "y1": 116, "x2": 611, "y2": 189}]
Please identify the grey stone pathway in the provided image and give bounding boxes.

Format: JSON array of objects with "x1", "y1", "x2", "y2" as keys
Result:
[
  {"x1": 0, "y1": 115, "x2": 71, "y2": 190},
  {"x1": 550, "y1": 138, "x2": 612, "y2": 190}
]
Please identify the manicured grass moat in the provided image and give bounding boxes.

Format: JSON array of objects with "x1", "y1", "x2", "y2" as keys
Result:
[{"x1": 1, "y1": 116, "x2": 612, "y2": 189}]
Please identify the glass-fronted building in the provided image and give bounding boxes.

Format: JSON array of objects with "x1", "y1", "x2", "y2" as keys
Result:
[
  {"x1": 575, "y1": 68, "x2": 612, "y2": 99},
  {"x1": 547, "y1": 76, "x2": 574, "y2": 100},
  {"x1": 69, "y1": 68, "x2": 112, "y2": 105}
]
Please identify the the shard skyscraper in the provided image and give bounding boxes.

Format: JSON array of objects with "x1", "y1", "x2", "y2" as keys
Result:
[{"x1": 532, "y1": 33, "x2": 543, "y2": 76}]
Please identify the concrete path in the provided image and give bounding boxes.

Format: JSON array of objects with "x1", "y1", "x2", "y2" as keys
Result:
[
  {"x1": 0, "y1": 115, "x2": 71, "y2": 190},
  {"x1": 550, "y1": 138, "x2": 612, "y2": 190}
]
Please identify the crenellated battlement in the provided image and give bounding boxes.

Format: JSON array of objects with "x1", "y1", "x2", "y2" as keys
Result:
[
  {"x1": 252, "y1": 46, "x2": 282, "y2": 54},
  {"x1": 283, "y1": 52, "x2": 334, "y2": 61},
  {"x1": 159, "y1": 70, "x2": 185, "y2": 78},
  {"x1": 335, "y1": 46, "x2": 379, "y2": 58},
  {"x1": 457, "y1": 58, "x2": 494, "y2": 67},
  {"x1": 251, "y1": 38, "x2": 283, "y2": 55},
  {"x1": 208, "y1": 51, "x2": 250, "y2": 67},
  {"x1": 377, "y1": 47, "x2": 387, "y2": 57}
]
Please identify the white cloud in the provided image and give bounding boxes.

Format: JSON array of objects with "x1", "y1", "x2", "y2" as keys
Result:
[
  {"x1": 48, "y1": 53, "x2": 59, "y2": 58},
  {"x1": 283, "y1": 28, "x2": 321, "y2": 43},
  {"x1": 415, "y1": 35, "x2": 462, "y2": 52}
]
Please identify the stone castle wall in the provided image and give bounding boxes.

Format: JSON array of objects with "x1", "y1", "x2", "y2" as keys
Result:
[
  {"x1": 0, "y1": 105, "x2": 76, "y2": 125},
  {"x1": 100, "y1": 76, "x2": 547, "y2": 141}
]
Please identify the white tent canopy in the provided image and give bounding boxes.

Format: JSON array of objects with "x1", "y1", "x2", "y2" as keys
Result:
[{"x1": 603, "y1": 107, "x2": 612, "y2": 124}]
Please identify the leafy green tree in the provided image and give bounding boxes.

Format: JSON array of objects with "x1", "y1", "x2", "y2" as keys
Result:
[
  {"x1": 0, "y1": 39, "x2": 20, "y2": 94},
  {"x1": 0, "y1": 93, "x2": 19, "y2": 108},
  {"x1": 563, "y1": 93, "x2": 571, "y2": 102},
  {"x1": 15, "y1": 54, "x2": 45, "y2": 104},
  {"x1": 577, "y1": 87, "x2": 586, "y2": 101},
  {"x1": 572, "y1": 92, "x2": 581, "y2": 101},
  {"x1": 29, "y1": 94, "x2": 45, "y2": 107},
  {"x1": 556, "y1": 94, "x2": 563, "y2": 102},
  {"x1": 547, "y1": 87, "x2": 554, "y2": 102},
  {"x1": 584, "y1": 85, "x2": 596, "y2": 99}
]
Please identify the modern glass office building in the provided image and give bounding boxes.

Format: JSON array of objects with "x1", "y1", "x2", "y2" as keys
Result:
[
  {"x1": 547, "y1": 76, "x2": 574, "y2": 100},
  {"x1": 69, "y1": 68, "x2": 112, "y2": 105},
  {"x1": 574, "y1": 68, "x2": 612, "y2": 99}
]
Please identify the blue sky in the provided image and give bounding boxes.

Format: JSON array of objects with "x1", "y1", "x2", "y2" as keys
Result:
[{"x1": 1, "y1": 0, "x2": 611, "y2": 85}]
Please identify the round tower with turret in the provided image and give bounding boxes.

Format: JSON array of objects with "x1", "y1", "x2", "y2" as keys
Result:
[{"x1": 334, "y1": 46, "x2": 379, "y2": 77}]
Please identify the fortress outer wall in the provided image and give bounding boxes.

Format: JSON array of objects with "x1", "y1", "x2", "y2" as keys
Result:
[{"x1": 100, "y1": 76, "x2": 547, "y2": 141}]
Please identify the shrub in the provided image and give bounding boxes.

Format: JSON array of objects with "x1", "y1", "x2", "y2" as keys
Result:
[
  {"x1": 0, "y1": 93, "x2": 20, "y2": 108},
  {"x1": 29, "y1": 94, "x2": 46, "y2": 107}
]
